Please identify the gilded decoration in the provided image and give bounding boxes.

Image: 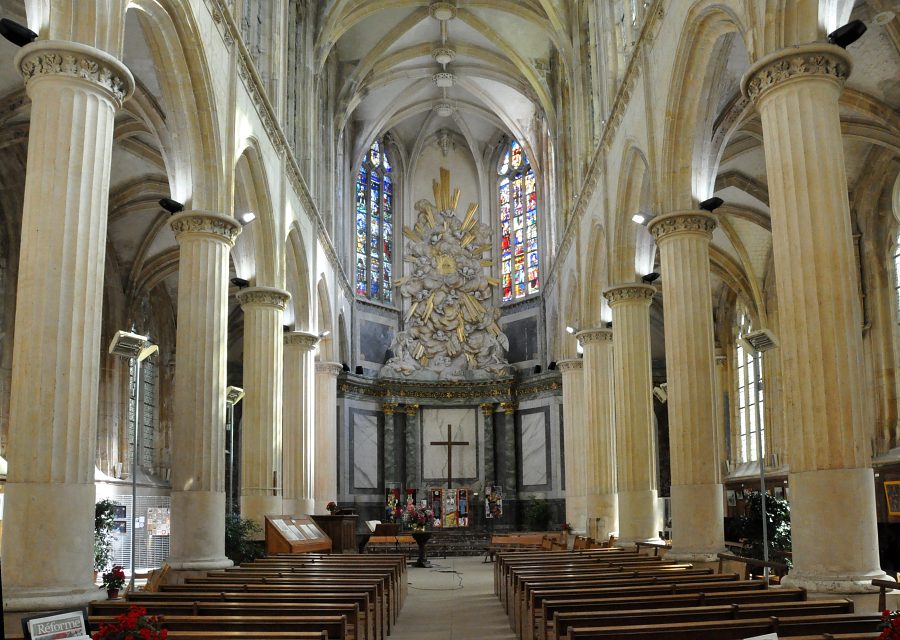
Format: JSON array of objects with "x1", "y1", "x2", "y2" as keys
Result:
[
  {"x1": 170, "y1": 212, "x2": 242, "y2": 246},
  {"x1": 742, "y1": 44, "x2": 850, "y2": 104},
  {"x1": 237, "y1": 287, "x2": 291, "y2": 310},
  {"x1": 647, "y1": 211, "x2": 717, "y2": 242},
  {"x1": 499, "y1": 402, "x2": 516, "y2": 415},
  {"x1": 404, "y1": 404, "x2": 420, "y2": 416},
  {"x1": 480, "y1": 403, "x2": 494, "y2": 416},
  {"x1": 382, "y1": 402, "x2": 398, "y2": 415},
  {"x1": 603, "y1": 283, "x2": 656, "y2": 306},
  {"x1": 381, "y1": 167, "x2": 512, "y2": 381}
]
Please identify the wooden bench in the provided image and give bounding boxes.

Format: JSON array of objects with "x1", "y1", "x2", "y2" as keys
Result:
[
  {"x1": 153, "y1": 633, "x2": 329, "y2": 639},
  {"x1": 90, "y1": 614, "x2": 347, "y2": 639}
]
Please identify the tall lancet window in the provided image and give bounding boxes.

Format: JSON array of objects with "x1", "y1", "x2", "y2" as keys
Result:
[
  {"x1": 499, "y1": 139, "x2": 539, "y2": 302},
  {"x1": 128, "y1": 358, "x2": 157, "y2": 473},
  {"x1": 735, "y1": 306, "x2": 765, "y2": 463},
  {"x1": 355, "y1": 138, "x2": 393, "y2": 303}
]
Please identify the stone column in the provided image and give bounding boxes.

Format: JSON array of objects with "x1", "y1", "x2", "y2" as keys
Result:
[
  {"x1": 496, "y1": 402, "x2": 518, "y2": 526},
  {"x1": 166, "y1": 213, "x2": 241, "y2": 570},
  {"x1": 237, "y1": 287, "x2": 291, "y2": 529},
  {"x1": 283, "y1": 331, "x2": 318, "y2": 515},
  {"x1": 481, "y1": 403, "x2": 496, "y2": 485},
  {"x1": 404, "y1": 404, "x2": 421, "y2": 490},
  {"x1": 576, "y1": 328, "x2": 618, "y2": 540},
  {"x1": 2, "y1": 41, "x2": 134, "y2": 610},
  {"x1": 742, "y1": 44, "x2": 889, "y2": 591},
  {"x1": 314, "y1": 362, "x2": 342, "y2": 511},
  {"x1": 648, "y1": 211, "x2": 724, "y2": 561},
  {"x1": 559, "y1": 359, "x2": 587, "y2": 533},
  {"x1": 714, "y1": 349, "x2": 730, "y2": 469},
  {"x1": 382, "y1": 403, "x2": 400, "y2": 487},
  {"x1": 603, "y1": 284, "x2": 663, "y2": 543}
]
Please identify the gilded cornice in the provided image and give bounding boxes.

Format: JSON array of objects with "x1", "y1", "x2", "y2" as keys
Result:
[
  {"x1": 404, "y1": 404, "x2": 420, "y2": 416},
  {"x1": 480, "y1": 403, "x2": 494, "y2": 416},
  {"x1": 647, "y1": 210, "x2": 717, "y2": 242},
  {"x1": 741, "y1": 44, "x2": 851, "y2": 104},
  {"x1": 284, "y1": 331, "x2": 319, "y2": 351},
  {"x1": 237, "y1": 286, "x2": 291, "y2": 310},
  {"x1": 576, "y1": 328, "x2": 613, "y2": 345},
  {"x1": 382, "y1": 402, "x2": 398, "y2": 415},
  {"x1": 169, "y1": 211, "x2": 242, "y2": 246},
  {"x1": 603, "y1": 283, "x2": 656, "y2": 306}
]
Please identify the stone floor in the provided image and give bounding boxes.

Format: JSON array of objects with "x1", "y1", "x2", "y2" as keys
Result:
[{"x1": 391, "y1": 556, "x2": 517, "y2": 640}]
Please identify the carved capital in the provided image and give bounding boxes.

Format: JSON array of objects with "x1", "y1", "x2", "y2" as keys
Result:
[
  {"x1": 404, "y1": 404, "x2": 420, "y2": 416},
  {"x1": 603, "y1": 283, "x2": 656, "y2": 307},
  {"x1": 237, "y1": 286, "x2": 291, "y2": 310},
  {"x1": 576, "y1": 328, "x2": 613, "y2": 345},
  {"x1": 480, "y1": 403, "x2": 494, "y2": 417},
  {"x1": 499, "y1": 402, "x2": 516, "y2": 415},
  {"x1": 647, "y1": 211, "x2": 716, "y2": 242},
  {"x1": 382, "y1": 402, "x2": 398, "y2": 415},
  {"x1": 315, "y1": 361, "x2": 343, "y2": 377},
  {"x1": 170, "y1": 211, "x2": 242, "y2": 246},
  {"x1": 557, "y1": 358, "x2": 583, "y2": 373},
  {"x1": 284, "y1": 331, "x2": 319, "y2": 351},
  {"x1": 16, "y1": 40, "x2": 135, "y2": 107},
  {"x1": 741, "y1": 43, "x2": 851, "y2": 104}
]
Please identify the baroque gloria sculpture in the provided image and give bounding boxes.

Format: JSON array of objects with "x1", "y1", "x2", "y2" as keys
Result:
[{"x1": 380, "y1": 168, "x2": 512, "y2": 381}]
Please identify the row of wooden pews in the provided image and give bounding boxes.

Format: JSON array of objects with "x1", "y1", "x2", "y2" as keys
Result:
[
  {"x1": 89, "y1": 553, "x2": 407, "y2": 640},
  {"x1": 494, "y1": 546, "x2": 884, "y2": 640}
]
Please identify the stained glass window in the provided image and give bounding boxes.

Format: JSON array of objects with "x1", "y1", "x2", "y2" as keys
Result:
[
  {"x1": 498, "y1": 140, "x2": 538, "y2": 302},
  {"x1": 735, "y1": 307, "x2": 765, "y2": 463},
  {"x1": 355, "y1": 137, "x2": 394, "y2": 303},
  {"x1": 128, "y1": 357, "x2": 158, "y2": 474}
]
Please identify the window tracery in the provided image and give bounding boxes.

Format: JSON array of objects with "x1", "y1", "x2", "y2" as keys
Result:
[
  {"x1": 355, "y1": 138, "x2": 394, "y2": 303},
  {"x1": 498, "y1": 140, "x2": 539, "y2": 302}
]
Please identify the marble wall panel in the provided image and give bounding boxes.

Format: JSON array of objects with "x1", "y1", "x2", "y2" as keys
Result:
[
  {"x1": 350, "y1": 408, "x2": 382, "y2": 492},
  {"x1": 518, "y1": 407, "x2": 552, "y2": 490},
  {"x1": 422, "y1": 407, "x2": 478, "y2": 484}
]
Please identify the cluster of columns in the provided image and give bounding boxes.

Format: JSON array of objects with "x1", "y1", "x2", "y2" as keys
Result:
[{"x1": 562, "y1": 41, "x2": 888, "y2": 590}]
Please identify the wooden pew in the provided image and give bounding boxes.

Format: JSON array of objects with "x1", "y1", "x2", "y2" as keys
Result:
[
  {"x1": 90, "y1": 614, "x2": 347, "y2": 639},
  {"x1": 496, "y1": 549, "x2": 645, "y2": 598},
  {"x1": 157, "y1": 633, "x2": 329, "y2": 639}
]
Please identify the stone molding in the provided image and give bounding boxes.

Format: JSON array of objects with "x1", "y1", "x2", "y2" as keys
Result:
[
  {"x1": 647, "y1": 210, "x2": 716, "y2": 242},
  {"x1": 316, "y1": 361, "x2": 343, "y2": 377},
  {"x1": 557, "y1": 358, "x2": 583, "y2": 373},
  {"x1": 237, "y1": 286, "x2": 291, "y2": 310},
  {"x1": 382, "y1": 402, "x2": 398, "y2": 415},
  {"x1": 170, "y1": 211, "x2": 242, "y2": 246},
  {"x1": 499, "y1": 402, "x2": 516, "y2": 415},
  {"x1": 16, "y1": 40, "x2": 135, "y2": 107},
  {"x1": 576, "y1": 328, "x2": 613, "y2": 344},
  {"x1": 603, "y1": 283, "x2": 657, "y2": 306},
  {"x1": 741, "y1": 43, "x2": 851, "y2": 104},
  {"x1": 284, "y1": 331, "x2": 319, "y2": 351},
  {"x1": 404, "y1": 403, "x2": 420, "y2": 416},
  {"x1": 480, "y1": 403, "x2": 494, "y2": 416}
]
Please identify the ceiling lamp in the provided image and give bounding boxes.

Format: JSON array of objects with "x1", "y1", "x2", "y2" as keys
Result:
[
  {"x1": 434, "y1": 103, "x2": 454, "y2": 117},
  {"x1": 429, "y1": 1, "x2": 457, "y2": 21},
  {"x1": 433, "y1": 72, "x2": 454, "y2": 88},
  {"x1": 432, "y1": 46, "x2": 456, "y2": 65}
]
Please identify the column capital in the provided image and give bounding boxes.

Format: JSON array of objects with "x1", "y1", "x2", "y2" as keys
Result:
[
  {"x1": 741, "y1": 43, "x2": 850, "y2": 105},
  {"x1": 576, "y1": 328, "x2": 613, "y2": 345},
  {"x1": 382, "y1": 402, "x2": 398, "y2": 415},
  {"x1": 315, "y1": 361, "x2": 343, "y2": 377},
  {"x1": 480, "y1": 403, "x2": 494, "y2": 417},
  {"x1": 170, "y1": 211, "x2": 242, "y2": 246},
  {"x1": 16, "y1": 40, "x2": 135, "y2": 107},
  {"x1": 499, "y1": 402, "x2": 516, "y2": 415},
  {"x1": 238, "y1": 286, "x2": 291, "y2": 310},
  {"x1": 557, "y1": 358, "x2": 583, "y2": 373},
  {"x1": 603, "y1": 283, "x2": 656, "y2": 307},
  {"x1": 647, "y1": 210, "x2": 716, "y2": 242},
  {"x1": 404, "y1": 403, "x2": 420, "y2": 416},
  {"x1": 284, "y1": 331, "x2": 319, "y2": 351}
]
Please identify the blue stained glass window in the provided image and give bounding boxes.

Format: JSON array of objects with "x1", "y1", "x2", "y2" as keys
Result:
[
  {"x1": 355, "y1": 137, "x2": 395, "y2": 304},
  {"x1": 498, "y1": 140, "x2": 538, "y2": 302}
]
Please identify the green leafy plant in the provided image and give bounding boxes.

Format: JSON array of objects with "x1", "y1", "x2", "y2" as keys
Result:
[
  {"x1": 95, "y1": 499, "x2": 118, "y2": 572},
  {"x1": 224, "y1": 515, "x2": 266, "y2": 565},
  {"x1": 524, "y1": 496, "x2": 552, "y2": 531},
  {"x1": 736, "y1": 490, "x2": 792, "y2": 566}
]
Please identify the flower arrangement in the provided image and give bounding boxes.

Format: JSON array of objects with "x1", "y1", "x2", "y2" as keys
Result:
[
  {"x1": 561, "y1": 522, "x2": 572, "y2": 533},
  {"x1": 92, "y1": 605, "x2": 167, "y2": 640},
  {"x1": 401, "y1": 502, "x2": 434, "y2": 531},
  {"x1": 326, "y1": 501, "x2": 337, "y2": 514},
  {"x1": 101, "y1": 565, "x2": 126, "y2": 592},
  {"x1": 879, "y1": 610, "x2": 900, "y2": 640}
]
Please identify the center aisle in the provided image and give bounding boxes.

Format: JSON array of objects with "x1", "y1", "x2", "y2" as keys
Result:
[{"x1": 389, "y1": 556, "x2": 518, "y2": 640}]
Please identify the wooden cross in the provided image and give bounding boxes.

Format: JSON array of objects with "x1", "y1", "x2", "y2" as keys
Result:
[{"x1": 430, "y1": 424, "x2": 470, "y2": 489}]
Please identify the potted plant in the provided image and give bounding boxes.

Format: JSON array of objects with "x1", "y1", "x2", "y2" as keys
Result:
[
  {"x1": 224, "y1": 514, "x2": 265, "y2": 565},
  {"x1": 101, "y1": 565, "x2": 126, "y2": 599},
  {"x1": 94, "y1": 499, "x2": 118, "y2": 577},
  {"x1": 525, "y1": 496, "x2": 552, "y2": 531},
  {"x1": 326, "y1": 501, "x2": 338, "y2": 514},
  {"x1": 92, "y1": 605, "x2": 167, "y2": 639},
  {"x1": 736, "y1": 491, "x2": 792, "y2": 565},
  {"x1": 879, "y1": 610, "x2": 900, "y2": 639}
]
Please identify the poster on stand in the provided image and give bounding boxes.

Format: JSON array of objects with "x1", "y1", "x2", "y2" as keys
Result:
[
  {"x1": 485, "y1": 484, "x2": 503, "y2": 519},
  {"x1": 385, "y1": 487, "x2": 401, "y2": 522}
]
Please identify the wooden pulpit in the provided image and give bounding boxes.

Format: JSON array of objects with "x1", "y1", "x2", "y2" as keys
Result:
[{"x1": 311, "y1": 513, "x2": 359, "y2": 553}]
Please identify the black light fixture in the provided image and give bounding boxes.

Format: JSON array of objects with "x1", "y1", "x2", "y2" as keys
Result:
[
  {"x1": 282, "y1": 324, "x2": 292, "y2": 332},
  {"x1": 699, "y1": 196, "x2": 724, "y2": 212},
  {"x1": 533, "y1": 365, "x2": 542, "y2": 374},
  {"x1": 828, "y1": 20, "x2": 867, "y2": 48},
  {"x1": 0, "y1": 19, "x2": 37, "y2": 47},
  {"x1": 230, "y1": 277, "x2": 249, "y2": 289},
  {"x1": 341, "y1": 363, "x2": 351, "y2": 372},
  {"x1": 547, "y1": 361, "x2": 557, "y2": 371},
  {"x1": 159, "y1": 197, "x2": 184, "y2": 214},
  {"x1": 354, "y1": 365, "x2": 364, "y2": 375},
  {"x1": 642, "y1": 272, "x2": 661, "y2": 284},
  {"x1": 605, "y1": 321, "x2": 613, "y2": 329}
]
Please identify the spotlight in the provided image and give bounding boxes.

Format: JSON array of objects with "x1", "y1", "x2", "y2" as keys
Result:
[
  {"x1": 283, "y1": 324, "x2": 292, "y2": 332},
  {"x1": 230, "y1": 277, "x2": 250, "y2": 289},
  {"x1": 547, "y1": 361, "x2": 557, "y2": 370},
  {"x1": 342, "y1": 363, "x2": 351, "y2": 372},
  {"x1": 238, "y1": 212, "x2": 256, "y2": 225},
  {"x1": 605, "y1": 321, "x2": 613, "y2": 328},
  {"x1": 319, "y1": 330, "x2": 331, "y2": 338},
  {"x1": 355, "y1": 365, "x2": 364, "y2": 375},
  {"x1": 641, "y1": 272, "x2": 661, "y2": 283},
  {"x1": 0, "y1": 19, "x2": 37, "y2": 47},
  {"x1": 828, "y1": 19, "x2": 867, "y2": 48},
  {"x1": 533, "y1": 365, "x2": 542, "y2": 374},
  {"x1": 699, "y1": 197, "x2": 723, "y2": 212},
  {"x1": 632, "y1": 213, "x2": 646, "y2": 224},
  {"x1": 159, "y1": 197, "x2": 184, "y2": 214},
  {"x1": 566, "y1": 326, "x2": 576, "y2": 334}
]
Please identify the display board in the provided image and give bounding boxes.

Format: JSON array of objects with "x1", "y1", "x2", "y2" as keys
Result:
[
  {"x1": 265, "y1": 515, "x2": 332, "y2": 554},
  {"x1": 485, "y1": 484, "x2": 503, "y2": 519},
  {"x1": 428, "y1": 488, "x2": 469, "y2": 528}
]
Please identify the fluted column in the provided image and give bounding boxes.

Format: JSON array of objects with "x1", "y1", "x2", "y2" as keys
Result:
[
  {"x1": 576, "y1": 329, "x2": 618, "y2": 540},
  {"x1": 559, "y1": 359, "x2": 587, "y2": 532},
  {"x1": 2, "y1": 41, "x2": 134, "y2": 610},
  {"x1": 648, "y1": 211, "x2": 724, "y2": 561},
  {"x1": 404, "y1": 403, "x2": 421, "y2": 490},
  {"x1": 603, "y1": 284, "x2": 662, "y2": 543},
  {"x1": 237, "y1": 287, "x2": 290, "y2": 530},
  {"x1": 166, "y1": 213, "x2": 241, "y2": 570},
  {"x1": 283, "y1": 331, "x2": 319, "y2": 515},
  {"x1": 314, "y1": 362, "x2": 342, "y2": 511},
  {"x1": 742, "y1": 44, "x2": 888, "y2": 591}
]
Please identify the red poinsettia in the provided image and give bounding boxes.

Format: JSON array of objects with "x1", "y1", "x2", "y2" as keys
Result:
[
  {"x1": 92, "y1": 605, "x2": 167, "y2": 640},
  {"x1": 879, "y1": 609, "x2": 900, "y2": 640}
]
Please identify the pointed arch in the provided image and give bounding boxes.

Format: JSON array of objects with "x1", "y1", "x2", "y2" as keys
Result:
[
  {"x1": 582, "y1": 223, "x2": 608, "y2": 327},
  {"x1": 316, "y1": 276, "x2": 335, "y2": 361},
  {"x1": 232, "y1": 142, "x2": 279, "y2": 286},
  {"x1": 611, "y1": 145, "x2": 654, "y2": 283},
  {"x1": 285, "y1": 225, "x2": 312, "y2": 331}
]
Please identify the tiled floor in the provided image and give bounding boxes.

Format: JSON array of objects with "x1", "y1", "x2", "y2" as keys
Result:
[{"x1": 391, "y1": 556, "x2": 518, "y2": 639}]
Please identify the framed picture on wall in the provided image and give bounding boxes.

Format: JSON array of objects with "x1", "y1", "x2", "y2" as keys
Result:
[
  {"x1": 885, "y1": 480, "x2": 900, "y2": 517},
  {"x1": 726, "y1": 490, "x2": 736, "y2": 507}
]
